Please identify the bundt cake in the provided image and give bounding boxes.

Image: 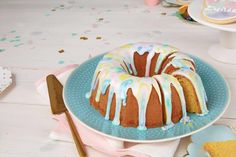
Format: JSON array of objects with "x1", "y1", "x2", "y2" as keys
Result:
[{"x1": 86, "y1": 43, "x2": 208, "y2": 130}]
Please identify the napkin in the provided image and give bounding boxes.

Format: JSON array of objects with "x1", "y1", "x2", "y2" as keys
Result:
[
  {"x1": 0, "y1": 66, "x2": 12, "y2": 94},
  {"x1": 35, "y1": 64, "x2": 180, "y2": 157}
]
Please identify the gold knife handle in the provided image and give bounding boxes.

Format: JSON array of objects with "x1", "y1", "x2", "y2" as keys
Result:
[{"x1": 65, "y1": 111, "x2": 87, "y2": 157}]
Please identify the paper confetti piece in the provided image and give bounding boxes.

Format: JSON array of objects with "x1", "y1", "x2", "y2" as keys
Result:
[
  {"x1": 80, "y1": 36, "x2": 88, "y2": 40},
  {"x1": 0, "y1": 49, "x2": 5, "y2": 52},
  {"x1": 58, "y1": 49, "x2": 64, "y2": 53},
  {"x1": 14, "y1": 43, "x2": 24, "y2": 47},
  {"x1": 10, "y1": 39, "x2": 20, "y2": 42},
  {"x1": 58, "y1": 60, "x2": 65, "y2": 64},
  {"x1": 71, "y1": 33, "x2": 77, "y2": 36},
  {"x1": 0, "y1": 38, "x2": 7, "y2": 42}
]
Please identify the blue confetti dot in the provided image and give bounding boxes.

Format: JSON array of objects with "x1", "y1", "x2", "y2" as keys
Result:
[
  {"x1": 0, "y1": 38, "x2": 7, "y2": 42},
  {"x1": 162, "y1": 44, "x2": 169, "y2": 47},
  {"x1": 0, "y1": 49, "x2": 5, "y2": 52},
  {"x1": 14, "y1": 43, "x2": 24, "y2": 47},
  {"x1": 71, "y1": 33, "x2": 77, "y2": 36},
  {"x1": 58, "y1": 60, "x2": 65, "y2": 64},
  {"x1": 137, "y1": 46, "x2": 142, "y2": 51}
]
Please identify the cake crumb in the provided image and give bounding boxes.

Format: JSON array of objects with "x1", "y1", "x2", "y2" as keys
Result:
[
  {"x1": 80, "y1": 36, "x2": 88, "y2": 40},
  {"x1": 98, "y1": 18, "x2": 104, "y2": 22},
  {"x1": 58, "y1": 49, "x2": 64, "y2": 53}
]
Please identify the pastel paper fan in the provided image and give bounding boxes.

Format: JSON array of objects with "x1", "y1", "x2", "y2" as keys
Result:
[{"x1": 0, "y1": 66, "x2": 12, "y2": 93}]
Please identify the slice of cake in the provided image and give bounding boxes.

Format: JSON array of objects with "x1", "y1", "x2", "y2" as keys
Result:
[{"x1": 203, "y1": 140, "x2": 236, "y2": 157}]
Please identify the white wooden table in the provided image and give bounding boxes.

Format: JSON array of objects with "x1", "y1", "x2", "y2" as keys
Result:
[{"x1": 0, "y1": 0, "x2": 235, "y2": 157}]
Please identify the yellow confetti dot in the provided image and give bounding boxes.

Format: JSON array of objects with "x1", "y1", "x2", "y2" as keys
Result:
[{"x1": 188, "y1": 122, "x2": 193, "y2": 127}]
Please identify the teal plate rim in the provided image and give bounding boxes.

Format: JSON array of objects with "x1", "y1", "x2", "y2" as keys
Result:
[{"x1": 63, "y1": 53, "x2": 231, "y2": 143}]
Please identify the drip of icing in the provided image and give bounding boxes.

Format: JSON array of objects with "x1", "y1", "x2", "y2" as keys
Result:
[
  {"x1": 105, "y1": 87, "x2": 114, "y2": 120},
  {"x1": 154, "y1": 75, "x2": 173, "y2": 125},
  {"x1": 172, "y1": 69, "x2": 209, "y2": 115},
  {"x1": 119, "y1": 79, "x2": 133, "y2": 106},
  {"x1": 145, "y1": 52, "x2": 155, "y2": 77},
  {"x1": 154, "y1": 50, "x2": 174, "y2": 74},
  {"x1": 112, "y1": 95, "x2": 122, "y2": 125},
  {"x1": 132, "y1": 78, "x2": 153, "y2": 130},
  {"x1": 153, "y1": 74, "x2": 188, "y2": 125}
]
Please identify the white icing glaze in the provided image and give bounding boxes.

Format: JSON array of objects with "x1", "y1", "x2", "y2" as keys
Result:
[
  {"x1": 162, "y1": 53, "x2": 195, "y2": 73},
  {"x1": 153, "y1": 74, "x2": 187, "y2": 125},
  {"x1": 86, "y1": 43, "x2": 208, "y2": 130}
]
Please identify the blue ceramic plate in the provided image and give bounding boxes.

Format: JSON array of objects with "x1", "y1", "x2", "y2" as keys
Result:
[{"x1": 63, "y1": 54, "x2": 230, "y2": 143}]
